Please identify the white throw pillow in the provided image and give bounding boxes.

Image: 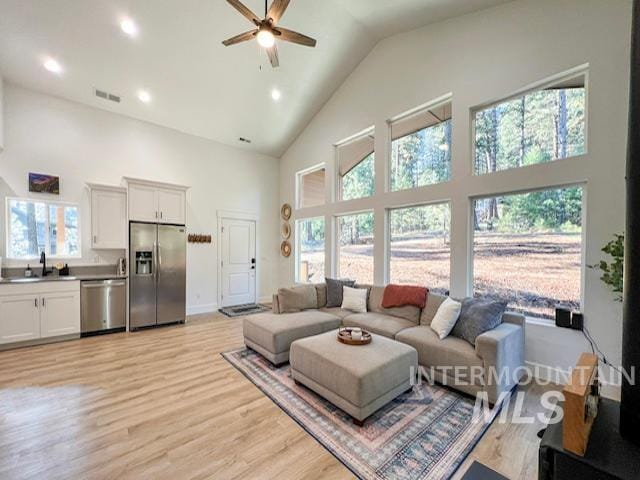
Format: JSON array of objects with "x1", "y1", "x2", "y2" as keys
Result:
[
  {"x1": 430, "y1": 297, "x2": 462, "y2": 339},
  {"x1": 341, "y1": 286, "x2": 368, "y2": 313}
]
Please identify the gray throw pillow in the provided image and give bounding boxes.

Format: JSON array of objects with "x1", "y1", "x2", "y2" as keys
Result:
[
  {"x1": 325, "y1": 278, "x2": 355, "y2": 308},
  {"x1": 451, "y1": 298, "x2": 506, "y2": 345}
]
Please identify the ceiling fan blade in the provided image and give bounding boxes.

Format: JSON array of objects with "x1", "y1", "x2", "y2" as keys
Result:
[
  {"x1": 267, "y1": 0, "x2": 290, "y2": 25},
  {"x1": 266, "y1": 44, "x2": 279, "y2": 68},
  {"x1": 226, "y1": 0, "x2": 261, "y2": 26},
  {"x1": 222, "y1": 29, "x2": 258, "y2": 46},
  {"x1": 274, "y1": 27, "x2": 317, "y2": 47}
]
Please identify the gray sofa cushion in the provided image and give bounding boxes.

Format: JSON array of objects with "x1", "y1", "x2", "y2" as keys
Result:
[
  {"x1": 277, "y1": 284, "x2": 318, "y2": 313},
  {"x1": 420, "y1": 293, "x2": 447, "y2": 325},
  {"x1": 319, "y1": 307, "x2": 353, "y2": 320},
  {"x1": 289, "y1": 330, "x2": 418, "y2": 408},
  {"x1": 325, "y1": 278, "x2": 355, "y2": 307},
  {"x1": 396, "y1": 326, "x2": 483, "y2": 371},
  {"x1": 451, "y1": 298, "x2": 507, "y2": 346},
  {"x1": 366, "y1": 286, "x2": 421, "y2": 324},
  {"x1": 243, "y1": 311, "x2": 341, "y2": 356},
  {"x1": 342, "y1": 312, "x2": 416, "y2": 339},
  {"x1": 314, "y1": 284, "x2": 328, "y2": 308}
]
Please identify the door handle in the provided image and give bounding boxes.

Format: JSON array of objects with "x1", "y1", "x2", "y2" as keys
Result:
[
  {"x1": 41, "y1": 297, "x2": 45, "y2": 307},
  {"x1": 160, "y1": 211, "x2": 163, "y2": 219},
  {"x1": 94, "y1": 235, "x2": 97, "y2": 243},
  {"x1": 34, "y1": 298, "x2": 38, "y2": 308}
]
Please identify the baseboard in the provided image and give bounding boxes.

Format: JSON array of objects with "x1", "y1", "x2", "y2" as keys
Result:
[
  {"x1": 258, "y1": 295, "x2": 272, "y2": 304},
  {"x1": 526, "y1": 360, "x2": 622, "y2": 400},
  {"x1": 186, "y1": 303, "x2": 218, "y2": 316}
]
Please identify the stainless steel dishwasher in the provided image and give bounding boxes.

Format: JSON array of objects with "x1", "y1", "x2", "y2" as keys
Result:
[{"x1": 81, "y1": 279, "x2": 126, "y2": 336}]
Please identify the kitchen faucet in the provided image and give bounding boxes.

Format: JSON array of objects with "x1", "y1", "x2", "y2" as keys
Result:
[{"x1": 40, "y1": 251, "x2": 51, "y2": 277}]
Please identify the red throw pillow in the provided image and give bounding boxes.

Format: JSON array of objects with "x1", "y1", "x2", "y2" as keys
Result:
[{"x1": 381, "y1": 284, "x2": 429, "y2": 309}]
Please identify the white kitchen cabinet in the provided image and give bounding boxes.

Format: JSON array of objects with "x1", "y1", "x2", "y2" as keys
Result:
[
  {"x1": 0, "y1": 295, "x2": 40, "y2": 344},
  {"x1": 88, "y1": 184, "x2": 127, "y2": 249},
  {"x1": 124, "y1": 178, "x2": 188, "y2": 225},
  {"x1": 0, "y1": 281, "x2": 80, "y2": 346},
  {"x1": 129, "y1": 183, "x2": 159, "y2": 222},
  {"x1": 40, "y1": 291, "x2": 80, "y2": 338},
  {"x1": 157, "y1": 188, "x2": 185, "y2": 224}
]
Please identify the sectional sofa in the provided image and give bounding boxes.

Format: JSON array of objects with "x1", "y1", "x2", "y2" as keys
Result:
[{"x1": 243, "y1": 283, "x2": 525, "y2": 404}]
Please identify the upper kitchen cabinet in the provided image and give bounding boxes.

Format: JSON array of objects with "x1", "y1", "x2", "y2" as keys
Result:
[
  {"x1": 124, "y1": 178, "x2": 188, "y2": 225},
  {"x1": 87, "y1": 184, "x2": 127, "y2": 249}
]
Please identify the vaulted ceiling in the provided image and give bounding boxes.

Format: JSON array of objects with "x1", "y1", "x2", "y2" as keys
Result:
[{"x1": 0, "y1": 0, "x2": 511, "y2": 157}]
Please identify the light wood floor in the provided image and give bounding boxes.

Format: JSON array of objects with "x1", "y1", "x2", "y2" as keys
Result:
[{"x1": 0, "y1": 313, "x2": 550, "y2": 480}]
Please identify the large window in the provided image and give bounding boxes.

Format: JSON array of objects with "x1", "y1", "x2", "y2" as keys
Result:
[
  {"x1": 337, "y1": 130, "x2": 375, "y2": 201},
  {"x1": 390, "y1": 101, "x2": 451, "y2": 191},
  {"x1": 337, "y1": 212, "x2": 374, "y2": 283},
  {"x1": 297, "y1": 165, "x2": 325, "y2": 208},
  {"x1": 7, "y1": 198, "x2": 80, "y2": 259},
  {"x1": 474, "y1": 75, "x2": 586, "y2": 175},
  {"x1": 473, "y1": 186, "x2": 583, "y2": 319},
  {"x1": 296, "y1": 217, "x2": 325, "y2": 283},
  {"x1": 389, "y1": 203, "x2": 450, "y2": 294}
]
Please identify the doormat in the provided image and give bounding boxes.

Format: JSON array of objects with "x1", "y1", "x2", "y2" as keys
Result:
[{"x1": 219, "y1": 303, "x2": 270, "y2": 317}]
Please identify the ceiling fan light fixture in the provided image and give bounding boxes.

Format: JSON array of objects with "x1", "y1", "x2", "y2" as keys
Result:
[{"x1": 257, "y1": 28, "x2": 275, "y2": 48}]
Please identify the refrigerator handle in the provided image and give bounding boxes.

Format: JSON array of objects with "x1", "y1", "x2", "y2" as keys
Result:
[{"x1": 154, "y1": 241, "x2": 159, "y2": 283}]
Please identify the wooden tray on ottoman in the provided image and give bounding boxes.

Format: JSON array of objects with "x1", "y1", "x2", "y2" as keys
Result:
[{"x1": 337, "y1": 327, "x2": 372, "y2": 346}]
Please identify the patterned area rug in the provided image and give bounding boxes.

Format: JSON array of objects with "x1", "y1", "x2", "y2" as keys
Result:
[
  {"x1": 218, "y1": 303, "x2": 269, "y2": 317},
  {"x1": 222, "y1": 348, "x2": 503, "y2": 480}
]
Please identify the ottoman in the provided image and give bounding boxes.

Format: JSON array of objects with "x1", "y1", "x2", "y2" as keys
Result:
[
  {"x1": 243, "y1": 311, "x2": 342, "y2": 365},
  {"x1": 289, "y1": 330, "x2": 418, "y2": 425}
]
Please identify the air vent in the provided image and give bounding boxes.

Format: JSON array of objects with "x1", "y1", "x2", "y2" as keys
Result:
[
  {"x1": 238, "y1": 137, "x2": 252, "y2": 144},
  {"x1": 94, "y1": 88, "x2": 121, "y2": 104}
]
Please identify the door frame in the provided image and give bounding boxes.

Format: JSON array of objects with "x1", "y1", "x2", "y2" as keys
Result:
[{"x1": 216, "y1": 210, "x2": 259, "y2": 309}]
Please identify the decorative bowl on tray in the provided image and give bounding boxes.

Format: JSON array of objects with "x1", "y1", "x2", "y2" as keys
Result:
[{"x1": 337, "y1": 327, "x2": 372, "y2": 346}]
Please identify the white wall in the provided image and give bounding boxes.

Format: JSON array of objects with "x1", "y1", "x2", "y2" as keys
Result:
[
  {"x1": 0, "y1": 84, "x2": 280, "y2": 314},
  {"x1": 0, "y1": 75, "x2": 4, "y2": 150},
  {"x1": 278, "y1": 0, "x2": 631, "y2": 390}
]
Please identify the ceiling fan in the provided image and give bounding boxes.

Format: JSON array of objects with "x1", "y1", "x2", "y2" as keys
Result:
[{"x1": 222, "y1": 0, "x2": 317, "y2": 68}]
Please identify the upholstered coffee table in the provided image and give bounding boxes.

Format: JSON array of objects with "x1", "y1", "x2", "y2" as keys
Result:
[{"x1": 289, "y1": 330, "x2": 418, "y2": 425}]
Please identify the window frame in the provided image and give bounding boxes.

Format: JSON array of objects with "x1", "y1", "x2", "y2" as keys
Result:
[
  {"x1": 470, "y1": 65, "x2": 589, "y2": 177},
  {"x1": 386, "y1": 201, "x2": 452, "y2": 292},
  {"x1": 295, "y1": 163, "x2": 326, "y2": 210},
  {"x1": 334, "y1": 209, "x2": 375, "y2": 282},
  {"x1": 295, "y1": 216, "x2": 325, "y2": 284},
  {"x1": 5, "y1": 196, "x2": 82, "y2": 260},
  {"x1": 335, "y1": 127, "x2": 376, "y2": 203},
  {"x1": 468, "y1": 183, "x2": 587, "y2": 320},
  {"x1": 387, "y1": 95, "x2": 453, "y2": 193}
]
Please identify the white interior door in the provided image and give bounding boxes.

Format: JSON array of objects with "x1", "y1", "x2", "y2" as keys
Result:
[{"x1": 221, "y1": 218, "x2": 256, "y2": 307}]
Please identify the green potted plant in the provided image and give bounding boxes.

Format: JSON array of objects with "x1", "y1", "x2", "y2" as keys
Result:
[{"x1": 593, "y1": 233, "x2": 624, "y2": 301}]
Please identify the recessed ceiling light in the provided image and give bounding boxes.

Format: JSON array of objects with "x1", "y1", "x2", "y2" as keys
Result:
[
  {"x1": 271, "y1": 88, "x2": 282, "y2": 101},
  {"x1": 43, "y1": 58, "x2": 63, "y2": 74},
  {"x1": 137, "y1": 90, "x2": 151, "y2": 103},
  {"x1": 120, "y1": 18, "x2": 138, "y2": 37}
]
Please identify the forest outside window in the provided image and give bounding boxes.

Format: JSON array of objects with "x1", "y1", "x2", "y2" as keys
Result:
[
  {"x1": 389, "y1": 203, "x2": 450, "y2": 294},
  {"x1": 473, "y1": 186, "x2": 583, "y2": 319},
  {"x1": 7, "y1": 198, "x2": 80, "y2": 259},
  {"x1": 474, "y1": 73, "x2": 586, "y2": 175},
  {"x1": 296, "y1": 217, "x2": 325, "y2": 283},
  {"x1": 297, "y1": 165, "x2": 325, "y2": 209},
  {"x1": 390, "y1": 101, "x2": 452, "y2": 192},
  {"x1": 337, "y1": 212, "x2": 374, "y2": 284},
  {"x1": 337, "y1": 130, "x2": 375, "y2": 201}
]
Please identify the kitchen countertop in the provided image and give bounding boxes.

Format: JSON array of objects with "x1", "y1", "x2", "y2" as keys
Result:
[{"x1": 0, "y1": 274, "x2": 128, "y2": 284}]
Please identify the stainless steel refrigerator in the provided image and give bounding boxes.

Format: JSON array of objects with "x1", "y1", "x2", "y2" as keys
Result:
[{"x1": 129, "y1": 222, "x2": 186, "y2": 330}]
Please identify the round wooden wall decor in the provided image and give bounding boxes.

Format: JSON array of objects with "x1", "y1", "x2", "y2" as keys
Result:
[
  {"x1": 281, "y1": 222, "x2": 291, "y2": 239},
  {"x1": 281, "y1": 240, "x2": 292, "y2": 257},
  {"x1": 281, "y1": 203, "x2": 292, "y2": 221}
]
